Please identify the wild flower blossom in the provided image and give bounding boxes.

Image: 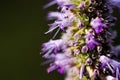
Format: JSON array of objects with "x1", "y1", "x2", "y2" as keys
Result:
[
  {"x1": 41, "y1": 0, "x2": 120, "y2": 80},
  {"x1": 91, "y1": 17, "x2": 107, "y2": 34}
]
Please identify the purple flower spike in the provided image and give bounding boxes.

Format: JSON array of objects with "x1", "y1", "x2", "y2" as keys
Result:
[
  {"x1": 91, "y1": 17, "x2": 107, "y2": 34},
  {"x1": 42, "y1": 0, "x2": 120, "y2": 79}
]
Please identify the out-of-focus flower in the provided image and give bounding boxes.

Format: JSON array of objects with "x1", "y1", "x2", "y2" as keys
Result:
[
  {"x1": 42, "y1": 39, "x2": 63, "y2": 58},
  {"x1": 47, "y1": 53, "x2": 73, "y2": 74},
  {"x1": 112, "y1": 45, "x2": 120, "y2": 57},
  {"x1": 108, "y1": 0, "x2": 120, "y2": 9}
]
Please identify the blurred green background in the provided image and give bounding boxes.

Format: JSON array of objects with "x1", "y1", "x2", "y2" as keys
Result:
[
  {"x1": 0, "y1": 0, "x2": 64, "y2": 80},
  {"x1": 0, "y1": 0, "x2": 120, "y2": 80}
]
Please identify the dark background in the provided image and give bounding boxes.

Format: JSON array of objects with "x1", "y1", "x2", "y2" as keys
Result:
[{"x1": 0, "y1": 0, "x2": 120, "y2": 80}]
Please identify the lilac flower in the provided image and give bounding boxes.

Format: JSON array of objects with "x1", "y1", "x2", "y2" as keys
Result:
[
  {"x1": 47, "y1": 53, "x2": 72, "y2": 74},
  {"x1": 91, "y1": 17, "x2": 107, "y2": 34},
  {"x1": 47, "y1": 63, "x2": 58, "y2": 73},
  {"x1": 54, "y1": 54, "x2": 72, "y2": 67},
  {"x1": 47, "y1": 19, "x2": 71, "y2": 32},
  {"x1": 99, "y1": 55, "x2": 120, "y2": 78},
  {"x1": 85, "y1": 32, "x2": 94, "y2": 40},
  {"x1": 45, "y1": 8, "x2": 75, "y2": 34},
  {"x1": 85, "y1": 33, "x2": 99, "y2": 50},
  {"x1": 99, "y1": 55, "x2": 111, "y2": 64},
  {"x1": 99, "y1": 56, "x2": 120, "y2": 68},
  {"x1": 42, "y1": 39, "x2": 63, "y2": 58},
  {"x1": 86, "y1": 39, "x2": 98, "y2": 50}
]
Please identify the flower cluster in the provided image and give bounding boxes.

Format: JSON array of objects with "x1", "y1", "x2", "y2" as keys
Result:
[{"x1": 41, "y1": 0, "x2": 120, "y2": 80}]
